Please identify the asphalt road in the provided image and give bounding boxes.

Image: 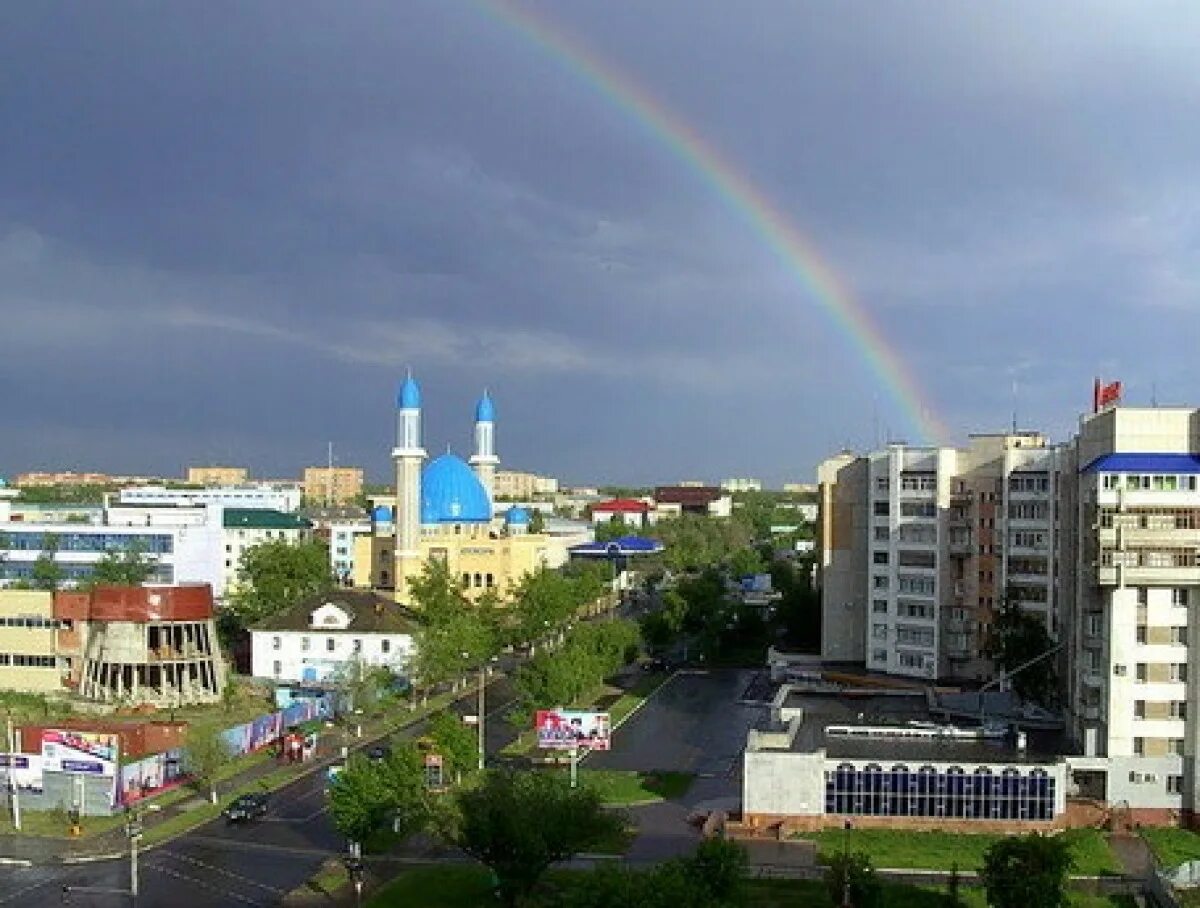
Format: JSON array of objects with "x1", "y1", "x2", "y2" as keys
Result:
[
  {"x1": 586, "y1": 668, "x2": 766, "y2": 863},
  {"x1": 0, "y1": 674, "x2": 522, "y2": 908}
]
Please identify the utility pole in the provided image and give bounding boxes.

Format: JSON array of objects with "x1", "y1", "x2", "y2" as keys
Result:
[
  {"x1": 5, "y1": 716, "x2": 19, "y2": 831},
  {"x1": 477, "y1": 664, "x2": 486, "y2": 772}
]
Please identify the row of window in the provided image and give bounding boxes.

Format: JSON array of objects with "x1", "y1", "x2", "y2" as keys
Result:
[
  {"x1": 1135, "y1": 626, "x2": 1187, "y2": 645},
  {"x1": 0, "y1": 564, "x2": 173, "y2": 582},
  {"x1": 0, "y1": 616, "x2": 66, "y2": 629},
  {"x1": 1133, "y1": 737, "x2": 1186, "y2": 756},
  {"x1": 0, "y1": 533, "x2": 174, "y2": 553},
  {"x1": 1103, "y1": 549, "x2": 1200, "y2": 569},
  {"x1": 1009, "y1": 474, "x2": 1050, "y2": 494},
  {"x1": 462, "y1": 572, "x2": 496, "y2": 589},
  {"x1": 1133, "y1": 700, "x2": 1187, "y2": 719},
  {"x1": 273, "y1": 636, "x2": 398, "y2": 655},
  {"x1": 826, "y1": 764, "x2": 1055, "y2": 821},
  {"x1": 1137, "y1": 588, "x2": 1189, "y2": 606},
  {"x1": 1101, "y1": 474, "x2": 1200, "y2": 492},
  {"x1": 1100, "y1": 509, "x2": 1200, "y2": 530},
  {"x1": 0, "y1": 654, "x2": 56, "y2": 667},
  {"x1": 1113, "y1": 662, "x2": 1189, "y2": 682}
]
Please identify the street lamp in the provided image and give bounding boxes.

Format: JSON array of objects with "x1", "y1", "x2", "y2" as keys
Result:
[
  {"x1": 344, "y1": 856, "x2": 365, "y2": 908},
  {"x1": 841, "y1": 819, "x2": 853, "y2": 908}
]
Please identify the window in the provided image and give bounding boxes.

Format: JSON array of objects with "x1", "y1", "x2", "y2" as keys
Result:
[
  {"x1": 874, "y1": 526, "x2": 890, "y2": 541},
  {"x1": 1136, "y1": 663, "x2": 1147, "y2": 682},
  {"x1": 1170, "y1": 738, "x2": 1186, "y2": 756},
  {"x1": 1173, "y1": 589, "x2": 1190, "y2": 607},
  {"x1": 1133, "y1": 737, "x2": 1145, "y2": 756},
  {"x1": 272, "y1": 636, "x2": 281, "y2": 651},
  {"x1": 1173, "y1": 627, "x2": 1188, "y2": 645},
  {"x1": 381, "y1": 640, "x2": 391, "y2": 654},
  {"x1": 485, "y1": 573, "x2": 494, "y2": 587},
  {"x1": 353, "y1": 639, "x2": 362, "y2": 654},
  {"x1": 326, "y1": 638, "x2": 336, "y2": 653},
  {"x1": 1137, "y1": 627, "x2": 1148, "y2": 644},
  {"x1": 871, "y1": 649, "x2": 887, "y2": 663},
  {"x1": 873, "y1": 551, "x2": 889, "y2": 565},
  {"x1": 873, "y1": 502, "x2": 890, "y2": 517},
  {"x1": 1134, "y1": 700, "x2": 1146, "y2": 719},
  {"x1": 872, "y1": 599, "x2": 888, "y2": 614},
  {"x1": 872, "y1": 624, "x2": 888, "y2": 640},
  {"x1": 1169, "y1": 776, "x2": 1186, "y2": 795},
  {"x1": 301, "y1": 637, "x2": 311, "y2": 652},
  {"x1": 1172, "y1": 701, "x2": 1188, "y2": 720},
  {"x1": 1173, "y1": 663, "x2": 1189, "y2": 683},
  {"x1": 273, "y1": 660, "x2": 281, "y2": 677},
  {"x1": 1138, "y1": 588, "x2": 1149, "y2": 606},
  {"x1": 873, "y1": 576, "x2": 889, "y2": 590}
]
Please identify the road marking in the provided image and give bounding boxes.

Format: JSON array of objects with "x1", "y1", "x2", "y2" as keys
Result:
[
  {"x1": 158, "y1": 849, "x2": 289, "y2": 895},
  {"x1": 261, "y1": 805, "x2": 328, "y2": 824},
  {"x1": 185, "y1": 835, "x2": 336, "y2": 858},
  {"x1": 144, "y1": 859, "x2": 266, "y2": 906}
]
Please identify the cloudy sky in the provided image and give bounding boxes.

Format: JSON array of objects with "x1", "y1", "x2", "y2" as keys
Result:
[{"x1": 3, "y1": 2, "x2": 1199, "y2": 486}]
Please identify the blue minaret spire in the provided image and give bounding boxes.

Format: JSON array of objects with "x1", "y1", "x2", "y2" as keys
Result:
[{"x1": 470, "y1": 388, "x2": 499, "y2": 504}]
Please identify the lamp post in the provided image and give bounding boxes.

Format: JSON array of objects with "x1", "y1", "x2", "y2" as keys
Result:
[{"x1": 841, "y1": 819, "x2": 853, "y2": 908}]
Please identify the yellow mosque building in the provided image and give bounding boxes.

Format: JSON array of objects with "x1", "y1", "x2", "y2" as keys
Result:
[{"x1": 352, "y1": 375, "x2": 561, "y2": 602}]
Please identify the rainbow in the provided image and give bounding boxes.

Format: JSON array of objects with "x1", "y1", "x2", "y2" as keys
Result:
[{"x1": 475, "y1": 0, "x2": 946, "y2": 446}]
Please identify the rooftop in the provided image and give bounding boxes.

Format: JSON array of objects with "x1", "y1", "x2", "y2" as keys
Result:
[
  {"x1": 223, "y1": 509, "x2": 312, "y2": 530},
  {"x1": 252, "y1": 590, "x2": 420, "y2": 635}
]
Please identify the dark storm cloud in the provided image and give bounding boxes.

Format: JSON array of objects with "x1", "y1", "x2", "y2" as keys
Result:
[{"x1": 2, "y1": 2, "x2": 1200, "y2": 484}]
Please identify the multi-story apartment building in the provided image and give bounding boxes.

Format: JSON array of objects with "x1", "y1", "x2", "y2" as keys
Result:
[
  {"x1": 494, "y1": 470, "x2": 559, "y2": 500},
  {"x1": 185, "y1": 466, "x2": 249, "y2": 486},
  {"x1": 1063, "y1": 407, "x2": 1200, "y2": 822},
  {"x1": 302, "y1": 467, "x2": 364, "y2": 506},
  {"x1": 221, "y1": 509, "x2": 312, "y2": 593},
  {"x1": 819, "y1": 432, "x2": 1064, "y2": 681}
]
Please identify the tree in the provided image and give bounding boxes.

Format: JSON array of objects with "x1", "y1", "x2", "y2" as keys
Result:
[
  {"x1": 410, "y1": 560, "x2": 496, "y2": 696},
  {"x1": 427, "y1": 710, "x2": 478, "y2": 782},
  {"x1": 30, "y1": 552, "x2": 62, "y2": 591},
  {"x1": 825, "y1": 850, "x2": 881, "y2": 908},
  {"x1": 329, "y1": 744, "x2": 428, "y2": 850},
  {"x1": 528, "y1": 510, "x2": 546, "y2": 535},
  {"x1": 443, "y1": 770, "x2": 625, "y2": 907},
  {"x1": 594, "y1": 516, "x2": 634, "y2": 543},
  {"x1": 222, "y1": 540, "x2": 331, "y2": 638},
  {"x1": 687, "y1": 838, "x2": 748, "y2": 904},
  {"x1": 85, "y1": 544, "x2": 154, "y2": 588},
  {"x1": 727, "y1": 546, "x2": 765, "y2": 580},
  {"x1": 987, "y1": 594, "x2": 1059, "y2": 706},
  {"x1": 185, "y1": 724, "x2": 234, "y2": 804},
  {"x1": 980, "y1": 834, "x2": 1072, "y2": 908},
  {"x1": 336, "y1": 655, "x2": 395, "y2": 718}
]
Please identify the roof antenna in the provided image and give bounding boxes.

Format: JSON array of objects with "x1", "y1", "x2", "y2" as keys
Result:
[
  {"x1": 1011, "y1": 378, "x2": 1019, "y2": 434},
  {"x1": 1152, "y1": 382, "x2": 1158, "y2": 407}
]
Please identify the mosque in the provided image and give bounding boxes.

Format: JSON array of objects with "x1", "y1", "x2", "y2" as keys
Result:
[{"x1": 352, "y1": 374, "x2": 562, "y2": 602}]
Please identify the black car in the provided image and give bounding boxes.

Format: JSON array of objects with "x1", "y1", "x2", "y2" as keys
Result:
[
  {"x1": 223, "y1": 793, "x2": 268, "y2": 823},
  {"x1": 367, "y1": 744, "x2": 391, "y2": 761}
]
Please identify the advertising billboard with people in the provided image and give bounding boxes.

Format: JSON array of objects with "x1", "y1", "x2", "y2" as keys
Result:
[
  {"x1": 534, "y1": 709, "x2": 611, "y2": 751},
  {"x1": 40, "y1": 730, "x2": 119, "y2": 776}
]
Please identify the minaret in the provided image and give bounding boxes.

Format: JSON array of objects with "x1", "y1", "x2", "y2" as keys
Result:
[
  {"x1": 392, "y1": 372, "x2": 426, "y2": 602},
  {"x1": 469, "y1": 390, "x2": 499, "y2": 506}
]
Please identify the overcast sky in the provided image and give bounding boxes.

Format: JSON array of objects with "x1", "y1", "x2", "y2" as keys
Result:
[{"x1": 3, "y1": 2, "x2": 1199, "y2": 487}]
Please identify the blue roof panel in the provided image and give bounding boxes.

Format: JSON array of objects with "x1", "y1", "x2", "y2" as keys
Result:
[
  {"x1": 1082, "y1": 453, "x2": 1200, "y2": 474},
  {"x1": 420, "y1": 453, "x2": 492, "y2": 524}
]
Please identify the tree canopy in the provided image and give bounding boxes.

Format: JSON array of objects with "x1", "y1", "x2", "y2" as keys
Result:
[
  {"x1": 443, "y1": 769, "x2": 625, "y2": 907},
  {"x1": 185, "y1": 724, "x2": 233, "y2": 804},
  {"x1": 328, "y1": 745, "x2": 428, "y2": 848},
  {"x1": 980, "y1": 834, "x2": 1072, "y2": 908},
  {"x1": 223, "y1": 539, "x2": 332, "y2": 634},
  {"x1": 986, "y1": 593, "x2": 1059, "y2": 706},
  {"x1": 85, "y1": 544, "x2": 155, "y2": 588}
]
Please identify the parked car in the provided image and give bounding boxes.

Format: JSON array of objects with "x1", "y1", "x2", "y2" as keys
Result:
[
  {"x1": 223, "y1": 793, "x2": 268, "y2": 824},
  {"x1": 367, "y1": 744, "x2": 390, "y2": 761}
]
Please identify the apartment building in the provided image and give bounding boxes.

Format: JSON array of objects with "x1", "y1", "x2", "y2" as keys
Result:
[
  {"x1": 185, "y1": 466, "x2": 249, "y2": 486},
  {"x1": 494, "y1": 470, "x2": 559, "y2": 500},
  {"x1": 118, "y1": 484, "x2": 301, "y2": 513},
  {"x1": 221, "y1": 509, "x2": 312, "y2": 593},
  {"x1": 1063, "y1": 407, "x2": 1200, "y2": 822},
  {"x1": 302, "y1": 467, "x2": 364, "y2": 506},
  {"x1": 819, "y1": 432, "x2": 1064, "y2": 681}
]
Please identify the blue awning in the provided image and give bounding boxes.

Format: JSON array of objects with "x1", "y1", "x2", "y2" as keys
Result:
[
  {"x1": 1081, "y1": 453, "x2": 1200, "y2": 474},
  {"x1": 569, "y1": 535, "x2": 664, "y2": 557}
]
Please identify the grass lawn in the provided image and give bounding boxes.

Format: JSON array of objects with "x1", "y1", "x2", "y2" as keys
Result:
[
  {"x1": 368, "y1": 865, "x2": 494, "y2": 908},
  {"x1": 804, "y1": 828, "x2": 1118, "y2": 875},
  {"x1": 365, "y1": 866, "x2": 1136, "y2": 908},
  {"x1": 547, "y1": 768, "x2": 692, "y2": 805},
  {"x1": 1141, "y1": 826, "x2": 1200, "y2": 869}
]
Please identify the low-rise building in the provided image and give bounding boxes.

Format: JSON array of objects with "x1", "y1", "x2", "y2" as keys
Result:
[
  {"x1": 722, "y1": 478, "x2": 763, "y2": 493},
  {"x1": 249, "y1": 590, "x2": 417, "y2": 684},
  {"x1": 590, "y1": 498, "x2": 652, "y2": 527},
  {"x1": 118, "y1": 484, "x2": 302, "y2": 513},
  {"x1": 0, "y1": 590, "x2": 62, "y2": 693},
  {"x1": 495, "y1": 470, "x2": 559, "y2": 500},
  {"x1": 653, "y1": 485, "x2": 733, "y2": 519}
]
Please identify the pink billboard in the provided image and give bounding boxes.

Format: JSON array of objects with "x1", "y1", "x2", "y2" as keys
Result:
[{"x1": 534, "y1": 710, "x2": 611, "y2": 751}]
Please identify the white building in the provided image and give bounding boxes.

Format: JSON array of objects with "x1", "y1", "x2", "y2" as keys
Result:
[
  {"x1": 329, "y1": 518, "x2": 373, "y2": 585},
  {"x1": 117, "y1": 484, "x2": 302, "y2": 513},
  {"x1": 250, "y1": 591, "x2": 417, "y2": 684},
  {"x1": 722, "y1": 478, "x2": 763, "y2": 493}
]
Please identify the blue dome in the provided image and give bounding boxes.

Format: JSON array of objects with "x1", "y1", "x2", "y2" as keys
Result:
[
  {"x1": 371, "y1": 505, "x2": 394, "y2": 523},
  {"x1": 420, "y1": 454, "x2": 492, "y2": 524},
  {"x1": 475, "y1": 392, "x2": 495, "y2": 423},
  {"x1": 505, "y1": 506, "x2": 530, "y2": 525},
  {"x1": 397, "y1": 375, "x2": 421, "y2": 410}
]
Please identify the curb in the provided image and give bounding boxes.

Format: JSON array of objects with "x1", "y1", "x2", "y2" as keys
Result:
[{"x1": 61, "y1": 852, "x2": 125, "y2": 865}]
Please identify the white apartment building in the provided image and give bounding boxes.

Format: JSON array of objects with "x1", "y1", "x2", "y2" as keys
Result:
[
  {"x1": 329, "y1": 518, "x2": 373, "y2": 585},
  {"x1": 117, "y1": 484, "x2": 302, "y2": 513},
  {"x1": 221, "y1": 509, "x2": 312, "y2": 594},
  {"x1": 1063, "y1": 407, "x2": 1200, "y2": 821},
  {"x1": 821, "y1": 433, "x2": 1064, "y2": 681},
  {"x1": 250, "y1": 591, "x2": 416, "y2": 684}
]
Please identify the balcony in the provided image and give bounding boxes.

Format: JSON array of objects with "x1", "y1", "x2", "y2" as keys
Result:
[
  {"x1": 1098, "y1": 527, "x2": 1200, "y2": 548},
  {"x1": 1007, "y1": 571, "x2": 1049, "y2": 585},
  {"x1": 1097, "y1": 565, "x2": 1200, "y2": 586}
]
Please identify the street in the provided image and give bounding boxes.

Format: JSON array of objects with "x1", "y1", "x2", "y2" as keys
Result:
[{"x1": 0, "y1": 674, "x2": 521, "y2": 907}]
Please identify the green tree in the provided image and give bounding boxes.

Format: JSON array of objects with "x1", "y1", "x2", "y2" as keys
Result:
[
  {"x1": 687, "y1": 838, "x2": 748, "y2": 904},
  {"x1": 987, "y1": 594, "x2": 1059, "y2": 706},
  {"x1": 825, "y1": 850, "x2": 881, "y2": 908},
  {"x1": 594, "y1": 516, "x2": 634, "y2": 543},
  {"x1": 727, "y1": 546, "x2": 764, "y2": 580},
  {"x1": 427, "y1": 710, "x2": 479, "y2": 782},
  {"x1": 980, "y1": 834, "x2": 1072, "y2": 908},
  {"x1": 527, "y1": 509, "x2": 546, "y2": 534},
  {"x1": 442, "y1": 770, "x2": 625, "y2": 907},
  {"x1": 410, "y1": 560, "x2": 496, "y2": 697},
  {"x1": 85, "y1": 543, "x2": 155, "y2": 588},
  {"x1": 329, "y1": 744, "x2": 428, "y2": 851},
  {"x1": 224, "y1": 539, "x2": 331, "y2": 636},
  {"x1": 31, "y1": 552, "x2": 62, "y2": 591},
  {"x1": 185, "y1": 724, "x2": 234, "y2": 804}
]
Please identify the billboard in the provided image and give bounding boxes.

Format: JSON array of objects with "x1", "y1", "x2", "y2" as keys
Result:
[
  {"x1": 535, "y1": 709, "x2": 611, "y2": 751},
  {"x1": 0, "y1": 753, "x2": 44, "y2": 792},
  {"x1": 41, "y1": 730, "x2": 119, "y2": 776}
]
